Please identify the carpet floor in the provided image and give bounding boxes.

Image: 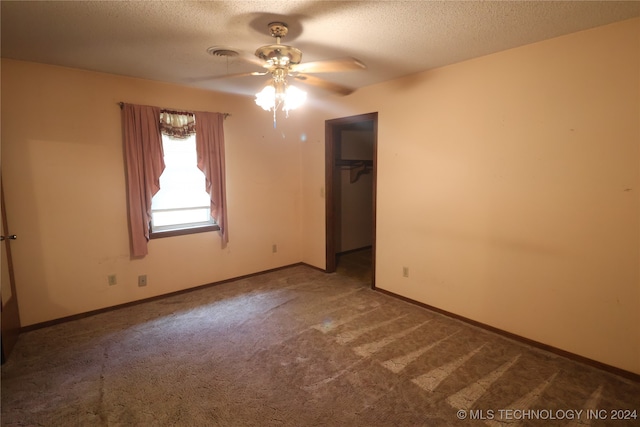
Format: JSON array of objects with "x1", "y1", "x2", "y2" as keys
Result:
[{"x1": 1, "y1": 253, "x2": 639, "y2": 426}]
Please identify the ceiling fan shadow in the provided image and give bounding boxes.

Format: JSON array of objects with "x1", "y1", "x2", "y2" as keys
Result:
[{"x1": 242, "y1": 0, "x2": 369, "y2": 41}]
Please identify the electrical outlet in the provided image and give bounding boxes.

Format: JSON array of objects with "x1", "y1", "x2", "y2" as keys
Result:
[
  {"x1": 402, "y1": 267, "x2": 409, "y2": 278},
  {"x1": 272, "y1": 244, "x2": 278, "y2": 253},
  {"x1": 108, "y1": 274, "x2": 117, "y2": 286},
  {"x1": 138, "y1": 275, "x2": 147, "y2": 287}
]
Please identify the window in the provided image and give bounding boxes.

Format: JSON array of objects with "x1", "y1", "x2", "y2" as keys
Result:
[{"x1": 150, "y1": 133, "x2": 216, "y2": 237}]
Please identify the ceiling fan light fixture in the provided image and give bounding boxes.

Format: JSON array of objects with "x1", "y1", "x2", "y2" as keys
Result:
[
  {"x1": 255, "y1": 85, "x2": 276, "y2": 111},
  {"x1": 254, "y1": 82, "x2": 307, "y2": 112},
  {"x1": 283, "y1": 85, "x2": 306, "y2": 111},
  {"x1": 255, "y1": 80, "x2": 307, "y2": 127}
]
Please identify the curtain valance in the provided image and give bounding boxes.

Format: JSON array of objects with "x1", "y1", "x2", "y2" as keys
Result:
[{"x1": 159, "y1": 110, "x2": 196, "y2": 139}]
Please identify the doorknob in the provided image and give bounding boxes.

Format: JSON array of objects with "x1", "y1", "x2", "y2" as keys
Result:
[{"x1": 0, "y1": 235, "x2": 17, "y2": 241}]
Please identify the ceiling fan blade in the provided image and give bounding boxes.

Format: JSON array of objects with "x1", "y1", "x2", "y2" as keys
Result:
[
  {"x1": 293, "y1": 74, "x2": 354, "y2": 96},
  {"x1": 186, "y1": 71, "x2": 268, "y2": 83},
  {"x1": 290, "y1": 57, "x2": 366, "y2": 74}
]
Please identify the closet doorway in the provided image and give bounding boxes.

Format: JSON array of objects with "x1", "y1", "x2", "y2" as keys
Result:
[{"x1": 325, "y1": 112, "x2": 377, "y2": 288}]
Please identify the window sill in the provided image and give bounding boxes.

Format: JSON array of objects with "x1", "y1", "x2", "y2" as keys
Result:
[{"x1": 149, "y1": 224, "x2": 219, "y2": 239}]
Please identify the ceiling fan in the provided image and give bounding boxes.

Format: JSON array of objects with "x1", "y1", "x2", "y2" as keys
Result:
[
  {"x1": 210, "y1": 22, "x2": 366, "y2": 95},
  {"x1": 247, "y1": 21, "x2": 367, "y2": 96},
  {"x1": 207, "y1": 21, "x2": 366, "y2": 123}
]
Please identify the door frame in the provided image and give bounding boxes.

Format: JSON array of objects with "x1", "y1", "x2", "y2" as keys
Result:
[
  {"x1": 325, "y1": 112, "x2": 378, "y2": 288},
  {"x1": 1, "y1": 180, "x2": 21, "y2": 363}
]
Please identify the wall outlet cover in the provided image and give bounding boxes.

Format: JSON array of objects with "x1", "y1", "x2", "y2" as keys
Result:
[{"x1": 138, "y1": 275, "x2": 147, "y2": 287}]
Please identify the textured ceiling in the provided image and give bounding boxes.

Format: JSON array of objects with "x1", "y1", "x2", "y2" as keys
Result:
[{"x1": 2, "y1": 1, "x2": 639, "y2": 97}]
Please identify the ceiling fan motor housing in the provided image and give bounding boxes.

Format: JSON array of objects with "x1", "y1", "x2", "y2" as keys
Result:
[
  {"x1": 255, "y1": 22, "x2": 302, "y2": 67},
  {"x1": 255, "y1": 45, "x2": 302, "y2": 66}
]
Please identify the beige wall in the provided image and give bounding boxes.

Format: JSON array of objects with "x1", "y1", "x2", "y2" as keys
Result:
[
  {"x1": 310, "y1": 18, "x2": 638, "y2": 374},
  {"x1": 1, "y1": 60, "x2": 318, "y2": 326}
]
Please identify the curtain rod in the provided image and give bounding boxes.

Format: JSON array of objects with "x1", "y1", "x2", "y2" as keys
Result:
[{"x1": 118, "y1": 102, "x2": 230, "y2": 119}]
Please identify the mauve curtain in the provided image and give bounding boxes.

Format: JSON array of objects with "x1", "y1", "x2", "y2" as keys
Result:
[
  {"x1": 122, "y1": 103, "x2": 165, "y2": 257},
  {"x1": 195, "y1": 111, "x2": 229, "y2": 245}
]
